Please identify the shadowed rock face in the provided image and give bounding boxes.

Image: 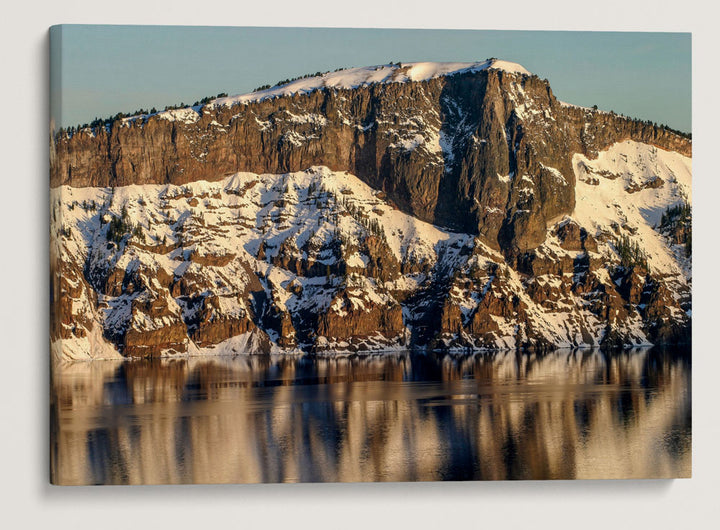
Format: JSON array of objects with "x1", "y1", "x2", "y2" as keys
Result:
[{"x1": 51, "y1": 69, "x2": 690, "y2": 255}]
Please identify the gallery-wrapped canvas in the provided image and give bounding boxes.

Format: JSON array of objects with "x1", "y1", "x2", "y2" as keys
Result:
[{"x1": 50, "y1": 25, "x2": 691, "y2": 484}]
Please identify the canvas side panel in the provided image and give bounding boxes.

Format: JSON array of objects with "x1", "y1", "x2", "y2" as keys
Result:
[{"x1": 49, "y1": 24, "x2": 62, "y2": 485}]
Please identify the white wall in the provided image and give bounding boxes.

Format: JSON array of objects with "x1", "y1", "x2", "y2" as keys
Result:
[{"x1": 1, "y1": 1, "x2": 718, "y2": 528}]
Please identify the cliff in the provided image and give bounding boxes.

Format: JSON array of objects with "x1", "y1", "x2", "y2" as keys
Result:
[
  {"x1": 51, "y1": 61, "x2": 690, "y2": 255},
  {"x1": 50, "y1": 61, "x2": 692, "y2": 359}
]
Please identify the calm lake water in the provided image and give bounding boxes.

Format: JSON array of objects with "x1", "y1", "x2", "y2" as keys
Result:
[{"x1": 50, "y1": 347, "x2": 691, "y2": 484}]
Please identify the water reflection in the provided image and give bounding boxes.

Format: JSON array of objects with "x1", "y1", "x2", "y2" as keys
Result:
[{"x1": 50, "y1": 348, "x2": 691, "y2": 484}]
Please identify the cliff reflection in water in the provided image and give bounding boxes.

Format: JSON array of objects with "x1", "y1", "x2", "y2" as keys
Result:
[{"x1": 50, "y1": 348, "x2": 691, "y2": 484}]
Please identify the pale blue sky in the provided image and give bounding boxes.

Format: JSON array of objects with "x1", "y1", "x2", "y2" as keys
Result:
[{"x1": 50, "y1": 25, "x2": 691, "y2": 132}]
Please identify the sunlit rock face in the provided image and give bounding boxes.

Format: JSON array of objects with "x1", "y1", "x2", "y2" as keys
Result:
[
  {"x1": 50, "y1": 62, "x2": 692, "y2": 359},
  {"x1": 50, "y1": 349, "x2": 691, "y2": 484}
]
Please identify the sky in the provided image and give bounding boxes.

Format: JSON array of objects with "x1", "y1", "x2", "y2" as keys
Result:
[{"x1": 50, "y1": 25, "x2": 691, "y2": 132}]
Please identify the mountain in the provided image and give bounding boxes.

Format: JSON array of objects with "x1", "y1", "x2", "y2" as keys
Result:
[{"x1": 50, "y1": 60, "x2": 692, "y2": 360}]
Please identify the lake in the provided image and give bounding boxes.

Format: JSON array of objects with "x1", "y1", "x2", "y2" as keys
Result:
[{"x1": 50, "y1": 347, "x2": 691, "y2": 484}]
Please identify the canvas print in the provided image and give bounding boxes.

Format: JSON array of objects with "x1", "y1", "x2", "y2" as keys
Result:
[{"x1": 50, "y1": 26, "x2": 691, "y2": 484}]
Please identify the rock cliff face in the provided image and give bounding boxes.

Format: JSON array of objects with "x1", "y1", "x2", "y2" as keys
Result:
[
  {"x1": 50, "y1": 61, "x2": 692, "y2": 359},
  {"x1": 51, "y1": 62, "x2": 690, "y2": 255}
]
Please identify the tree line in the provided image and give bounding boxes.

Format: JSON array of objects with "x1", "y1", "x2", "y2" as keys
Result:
[{"x1": 57, "y1": 92, "x2": 229, "y2": 138}]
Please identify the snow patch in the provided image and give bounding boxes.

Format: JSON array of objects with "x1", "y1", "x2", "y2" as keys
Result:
[
  {"x1": 156, "y1": 107, "x2": 201, "y2": 124},
  {"x1": 572, "y1": 140, "x2": 691, "y2": 278},
  {"x1": 208, "y1": 60, "x2": 531, "y2": 109}
]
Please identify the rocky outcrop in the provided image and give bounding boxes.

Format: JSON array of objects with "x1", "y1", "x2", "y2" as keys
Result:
[
  {"x1": 186, "y1": 295, "x2": 255, "y2": 347},
  {"x1": 317, "y1": 288, "x2": 405, "y2": 351},
  {"x1": 119, "y1": 291, "x2": 188, "y2": 358}
]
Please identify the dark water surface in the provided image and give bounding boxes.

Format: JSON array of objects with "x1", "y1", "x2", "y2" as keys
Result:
[{"x1": 50, "y1": 347, "x2": 691, "y2": 484}]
